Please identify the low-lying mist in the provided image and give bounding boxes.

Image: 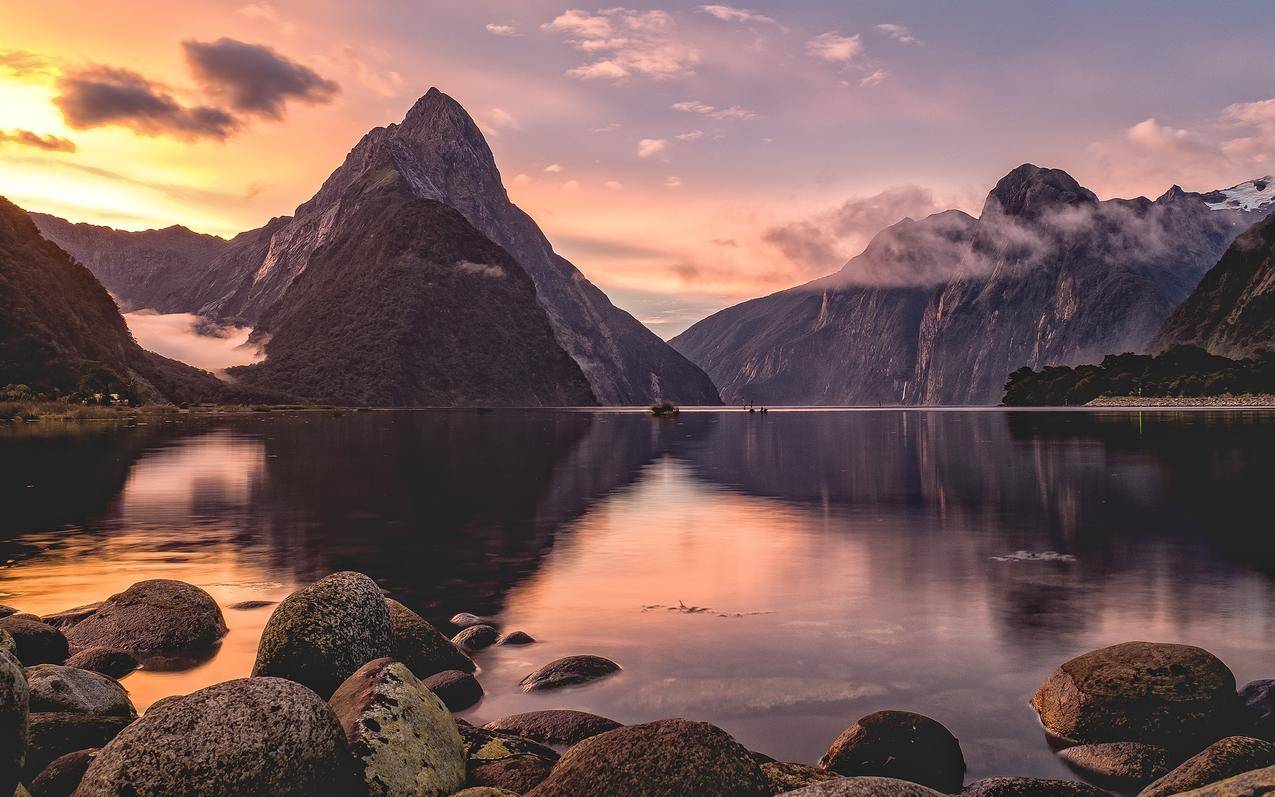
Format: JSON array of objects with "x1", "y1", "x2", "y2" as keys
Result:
[{"x1": 124, "y1": 310, "x2": 263, "y2": 374}]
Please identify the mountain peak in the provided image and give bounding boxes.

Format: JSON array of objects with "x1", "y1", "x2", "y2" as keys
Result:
[
  {"x1": 399, "y1": 87, "x2": 484, "y2": 143},
  {"x1": 982, "y1": 164, "x2": 1097, "y2": 219}
]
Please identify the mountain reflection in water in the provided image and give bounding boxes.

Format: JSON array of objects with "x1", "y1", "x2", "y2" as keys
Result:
[{"x1": 1, "y1": 408, "x2": 1272, "y2": 780}]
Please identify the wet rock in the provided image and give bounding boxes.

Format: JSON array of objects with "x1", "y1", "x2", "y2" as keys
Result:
[
  {"x1": 0, "y1": 606, "x2": 17, "y2": 619},
  {"x1": 1139, "y1": 736, "x2": 1275, "y2": 797},
  {"x1": 818, "y1": 710, "x2": 966, "y2": 793},
  {"x1": 452, "y1": 625, "x2": 500, "y2": 653},
  {"x1": 1240, "y1": 680, "x2": 1275, "y2": 740},
  {"x1": 422, "y1": 669, "x2": 483, "y2": 711},
  {"x1": 28, "y1": 748, "x2": 96, "y2": 797},
  {"x1": 25, "y1": 712, "x2": 129, "y2": 781},
  {"x1": 74, "y1": 677, "x2": 354, "y2": 797},
  {"x1": 452, "y1": 789, "x2": 518, "y2": 797},
  {"x1": 452, "y1": 613, "x2": 499, "y2": 630},
  {"x1": 328, "y1": 658, "x2": 466, "y2": 797},
  {"x1": 458, "y1": 723, "x2": 560, "y2": 763},
  {"x1": 64, "y1": 581, "x2": 226, "y2": 659},
  {"x1": 1172, "y1": 764, "x2": 1275, "y2": 795},
  {"x1": 40, "y1": 604, "x2": 101, "y2": 630},
  {"x1": 524, "y1": 718, "x2": 769, "y2": 797},
  {"x1": 518, "y1": 655, "x2": 621, "y2": 692},
  {"x1": 0, "y1": 628, "x2": 15, "y2": 659},
  {"x1": 252, "y1": 571, "x2": 393, "y2": 698},
  {"x1": 762, "y1": 761, "x2": 843, "y2": 792},
  {"x1": 1057, "y1": 741, "x2": 1171, "y2": 790},
  {"x1": 1031, "y1": 642, "x2": 1240, "y2": 747},
  {"x1": 25, "y1": 666, "x2": 135, "y2": 718},
  {"x1": 779, "y1": 777, "x2": 948, "y2": 796},
  {"x1": 469, "y1": 753, "x2": 554, "y2": 793},
  {"x1": 497, "y1": 631, "x2": 535, "y2": 646},
  {"x1": 0, "y1": 617, "x2": 68, "y2": 666},
  {"x1": 226, "y1": 600, "x2": 277, "y2": 610},
  {"x1": 62, "y1": 649, "x2": 137, "y2": 680},
  {"x1": 0, "y1": 642, "x2": 28, "y2": 796},
  {"x1": 386, "y1": 599, "x2": 475, "y2": 678},
  {"x1": 483, "y1": 710, "x2": 621, "y2": 748},
  {"x1": 960, "y1": 777, "x2": 1109, "y2": 796}
]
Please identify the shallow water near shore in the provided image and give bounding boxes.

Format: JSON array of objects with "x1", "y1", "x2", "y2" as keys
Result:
[{"x1": 2, "y1": 408, "x2": 1274, "y2": 782}]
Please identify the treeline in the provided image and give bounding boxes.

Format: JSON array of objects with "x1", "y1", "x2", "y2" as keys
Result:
[{"x1": 1003, "y1": 345, "x2": 1275, "y2": 406}]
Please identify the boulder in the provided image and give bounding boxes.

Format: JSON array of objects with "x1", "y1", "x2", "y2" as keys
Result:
[
  {"x1": 0, "y1": 618, "x2": 68, "y2": 666},
  {"x1": 1057, "y1": 742, "x2": 1171, "y2": 789},
  {"x1": 40, "y1": 604, "x2": 101, "y2": 630},
  {"x1": 226, "y1": 600, "x2": 277, "y2": 610},
  {"x1": 483, "y1": 710, "x2": 621, "y2": 748},
  {"x1": 779, "y1": 778, "x2": 948, "y2": 796},
  {"x1": 0, "y1": 628, "x2": 15, "y2": 659},
  {"x1": 452, "y1": 625, "x2": 499, "y2": 653},
  {"x1": 1031, "y1": 642, "x2": 1240, "y2": 747},
  {"x1": 1139, "y1": 736, "x2": 1275, "y2": 797},
  {"x1": 818, "y1": 711, "x2": 966, "y2": 793},
  {"x1": 1171, "y1": 764, "x2": 1275, "y2": 795},
  {"x1": 28, "y1": 748, "x2": 96, "y2": 797},
  {"x1": 0, "y1": 606, "x2": 17, "y2": 619},
  {"x1": 422, "y1": 670, "x2": 483, "y2": 712},
  {"x1": 25, "y1": 666, "x2": 135, "y2": 718},
  {"x1": 497, "y1": 631, "x2": 535, "y2": 646},
  {"x1": 458, "y1": 723, "x2": 560, "y2": 763},
  {"x1": 385, "y1": 599, "x2": 475, "y2": 678},
  {"x1": 469, "y1": 754, "x2": 554, "y2": 793},
  {"x1": 452, "y1": 789, "x2": 518, "y2": 797},
  {"x1": 452, "y1": 613, "x2": 498, "y2": 630},
  {"x1": 252, "y1": 571, "x2": 393, "y2": 698},
  {"x1": 62, "y1": 650, "x2": 137, "y2": 680},
  {"x1": 1240, "y1": 680, "x2": 1275, "y2": 740},
  {"x1": 25, "y1": 712, "x2": 129, "y2": 781},
  {"x1": 0, "y1": 643, "x2": 28, "y2": 796},
  {"x1": 518, "y1": 656, "x2": 621, "y2": 692},
  {"x1": 328, "y1": 658, "x2": 466, "y2": 797},
  {"x1": 63, "y1": 581, "x2": 225, "y2": 659},
  {"x1": 73, "y1": 677, "x2": 355, "y2": 797},
  {"x1": 960, "y1": 777, "x2": 1108, "y2": 796},
  {"x1": 524, "y1": 718, "x2": 769, "y2": 797},
  {"x1": 761, "y1": 761, "x2": 842, "y2": 792}
]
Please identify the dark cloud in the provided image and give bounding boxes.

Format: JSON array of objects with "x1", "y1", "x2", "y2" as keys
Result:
[
  {"x1": 55, "y1": 66, "x2": 240, "y2": 140},
  {"x1": 183, "y1": 38, "x2": 339, "y2": 119},
  {"x1": 0, "y1": 130, "x2": 75, "y2": 152}
]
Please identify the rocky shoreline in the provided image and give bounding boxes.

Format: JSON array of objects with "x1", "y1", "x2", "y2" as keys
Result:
[
  {"x1": 5, "y1": 572, "x2": 1275, "y2": 795},
  {"x1": 1085, "y1": 394, "x2": 1275, "y2": 407}
]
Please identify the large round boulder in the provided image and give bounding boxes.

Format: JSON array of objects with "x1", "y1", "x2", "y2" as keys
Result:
[
  {"x1": 63, "y1": 581, "x2": 225, "y2": 659},
  {"x1": 40, "y1": 604, "x2": 101, "y2": 630},
  {"x1": 25, "y1": 713, "x2": 130, "y2": 782},
  {"x1": 483, "y1": 710, "x2": 621, "y2": 748},
  {"x1": 25, "y1": 666, "x2": 135, "y2": 718},
  {"x1": 421, "y1": 670, "x2": 483, "y2": 711},
  {"x1": 73, "y1": 677, "x2": 355, "y2": 796},
  {"x1": 29, "y1": 748, "x2": 97, "y2": 797},
  {"x1": 1, "y1": 643, "x2": 28, "y2": 796},
  {"x1": 1172, "y1": 764, "x2": 1275, "y2": 795},
  {"x1": 0, "y1": 617, "x2": 68, "y2": 666},
  {"x1": 61, "y1": 650, "x2": 137, "y2": 681},
  {"x1": 525, "y1": 718, "x2": 769, "y2": 797},
  {"x1": 1057, "y1": 741, "x2": 1170, "y2": 789},
  {"x1": 1138, "y1": 736, "x2": 1275, "y2": 797},
  {"x1": 779, "y1": 777, "x2": 947, "y2": 796},
  {"x1": 818, "y1": 711, "x2": 965, "y2": 793},
  {"x1": 452, "y1": 625, "x2": 499, "y2": 654},
  {"x1": 385, "y1": 600, "x2": 475, "y2": 678},
  {"x1": 1030, "y1": 642, "x2": 1240, "y2": 747},
  {"x1": 961, "y1": 778, "x2": 1107, "y2": 797},
  {"x1": 469, "y1": 754, "x2": 554, "y2": 793},
  {"x1": 518, "y1": 655, "x2": 621, "y2": 692},
  {"x1": 328, "y1": 658, "x2": 466, "y2": 797},
  {"x1": 252, "y1": 572, "x2": 393, "y2": 698}
]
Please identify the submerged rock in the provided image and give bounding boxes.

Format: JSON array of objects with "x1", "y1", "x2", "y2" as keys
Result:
[
  {"x1": 0, "y1": 642, "x2": 28, "y2": 796},
  {"x1": 28, "y1": 747, "x2": 97, "y2": 797},
  {"x1": 25, "y1": 712, "x2": 130, "y2": 782},
  {"x1": 761, "y1": 761, "x2": 843, "y2": 792},
  {"x1": 62, "y1": 649, "x2": 137, "y2": 680},
  {"x1": 1171, "y1": 764, "x2": 1275, "y2": 795},
  {"x1": 25, "y1": 666, "x2": 135, "y2": 718},
  {"x1": 328, "y1": 658, "x2": 466, "y2": 797},
  {"x1": 63, "y1": 581, "x2": 225, "y2": 658},
  {"x1": 1139, "y1": 736, "x2": 1275, "y2": 797},
  {"x1": 525, "y1": 718, "x2": 769, "y2": 797},
  {"x1": 469, "y1": 753, "x2": 555, "y2": 793},
  {"x1": 518, "y1": 655, "x2": 621, "y2": 692},
  {"x1": 1057, "y1": 741, "x2": 1171, "y2": 789},
  {"x1": 252, "y1": 571, "x2": 393, "y2": 698},
  {"x1": 1031, "y1": 642, "x2": 1240, "y2": 747},
  {"x1": 818, "y1": 711, "x2": 966, "y2": 793},
  {"x1": 483, "y1": 710, "x2": 621, "y2": 748},
  {"x1": 74, "y1": 677, "x2": 354, "y2": 797},
  {"x1": 960, "y1": 777, "x2": 1108, "y2": 796},
  {"x1": 386, "y1": 599, "x2": 475, "y2": 678},
  {"x1": 226, "y1": 600, "x2": 277, "y2": 610},
  {"x1": 0, "y1": 617, "x2": 68, "y2": 666},
  {"x1": 496, "y1": 631, "x2": 535, "y2": 646},
  {"x1": 422, "y1": 669, "x2": 483, "y2": 711},
  {"x1": 452, "y1": 625, "x2": 499, "y2": 653},
  {"x1": 779, "y1": 777, "x2": 948, "y2": 796}
]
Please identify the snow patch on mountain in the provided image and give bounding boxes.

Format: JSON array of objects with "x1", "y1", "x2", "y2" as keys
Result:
[{"x1": 1203, "y1": 176, "x2": 1275, "y2": 212}]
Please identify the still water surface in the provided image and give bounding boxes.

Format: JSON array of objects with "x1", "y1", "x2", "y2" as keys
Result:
[{"x1": 2, "y1": 408, "x2": 1273, "y2": 782}]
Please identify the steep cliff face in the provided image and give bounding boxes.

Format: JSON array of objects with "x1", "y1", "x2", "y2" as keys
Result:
[
  {"x1": 1151, "y1": 211, "x2": 1275, "y2": 359},
  {"x1": 674, "y1": 165, "x2": 1269, "y2": 405},
  {"x1": 228, "y1": 176, "x2": 596, "y2": 406}
]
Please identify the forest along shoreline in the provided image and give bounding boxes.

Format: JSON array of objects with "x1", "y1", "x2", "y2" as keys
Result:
[{"x1": 5, "y1": 572, "x2": 1275, "y2": 795}]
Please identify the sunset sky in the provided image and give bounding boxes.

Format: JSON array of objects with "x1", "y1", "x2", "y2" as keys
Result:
[{"x1": 3, "y1": 0, "x2": 1274, "y2": 335}]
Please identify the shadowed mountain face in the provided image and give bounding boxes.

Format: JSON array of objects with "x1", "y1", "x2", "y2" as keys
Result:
[
  {"x1": 33, "y1": 89, "x2": 720, "y2": 406},
  {"x1": 1151, "y1": 211, "x2": 1275, "y2": 359},
  {"x1": 673, "y1": 165, "x2": 1270, "y2": 405}
]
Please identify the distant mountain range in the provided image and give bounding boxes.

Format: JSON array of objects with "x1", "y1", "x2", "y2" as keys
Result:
[
  {"x1": 33, "y1": 89, "x2": 720, "y2": 407},
  {"x1": 672, "y1": 165, "x2": 1273, "y2": 405}
]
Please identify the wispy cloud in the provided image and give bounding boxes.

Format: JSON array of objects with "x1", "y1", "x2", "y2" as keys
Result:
[
  {"x1": 485, "y1": 23, "x2": 520, "y2": 37},
  {"x1": 665, "y1": 175, "x2": 683, "y2": 189},
  {"x1": 638, "y1": 138, "x2": 668, "y2": 158},
  {"x1": 672, "y1": 100, "x2": 758, "y2": 121},
  {"x1": 876, "y1": 23, "x2": 921, "y2": 45},
  {"x1": 675, "y1": 130, "x2": 705, "y2": 141},
  {"x1": 542, "y1": 8, "x2": 700, "y2": 81},
  {"x1": 806, "y1": 32, "x2": 863, "y2": 63},
  {"x1": 0, "y1": 129, "x2": 76, "y2": 152},
  {"x1": 544, "y1": 163, "x2": 563, "y2": 173},
  {"x1": 698, "y1": 5, "x2": 776, "y2": 25},
  {"x1": 860, "y1": 69, "x2": 888, "y2": 88}
]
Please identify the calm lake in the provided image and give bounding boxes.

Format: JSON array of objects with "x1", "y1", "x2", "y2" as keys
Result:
[{"x1": 2, "y1": 408, "x2": 1274, "y2": 782}]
